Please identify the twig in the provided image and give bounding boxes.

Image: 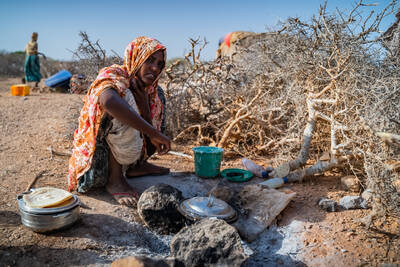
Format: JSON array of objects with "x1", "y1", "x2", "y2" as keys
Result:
[
  {"x1": 47, "y1": 146, "x2": 72, "y2": 157},
  {"x1": 168, "y1": 151, "x2": 193, "y2": 159},
  {"x1": 218, "y1": 89, "x2": 264, "y2": 148},
  {"x1": 26, "y1": 170, "x2": 47, "y2": 191}
]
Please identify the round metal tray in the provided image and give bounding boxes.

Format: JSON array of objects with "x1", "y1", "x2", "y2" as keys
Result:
[
  {"x1": 178, "y1": 196, "x2": 237, "y2": 223},
  {"x1": 17, "y1": 192, "x2": 80, "y2": 214}
]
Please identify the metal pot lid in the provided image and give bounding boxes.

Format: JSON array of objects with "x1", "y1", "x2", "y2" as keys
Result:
[
  {"x1": 17, "y1": 192, "x2": 80, "y2": 215},
  {"x1": 178, "y1": 196, "x2": 237, "y2": 222}
]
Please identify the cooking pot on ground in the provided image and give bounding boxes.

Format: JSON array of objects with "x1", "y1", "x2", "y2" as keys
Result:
[{"x1": 17, "y1": 191, "x2": 80, "y2": 233}]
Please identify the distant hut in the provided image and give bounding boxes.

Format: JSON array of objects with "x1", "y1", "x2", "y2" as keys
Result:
[
  {"x1": 382, "y1": 10, "x2": 400, "y2": 57},
  {"x1": 216, "y1": 31, "x2": 257, "y2": 59}
]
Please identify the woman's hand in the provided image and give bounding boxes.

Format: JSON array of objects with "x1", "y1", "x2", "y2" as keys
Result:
[
  {"x1": 148, "y1": 131, "x2": 171, "y2": 155},
  {"x1": 38, "y1": 52, "x2": 47, "y2": 60}
]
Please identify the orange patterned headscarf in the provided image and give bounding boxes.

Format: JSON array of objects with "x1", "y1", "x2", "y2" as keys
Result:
[{"x1": 68, "y1": 36, "x2": 166, "y2": 191}]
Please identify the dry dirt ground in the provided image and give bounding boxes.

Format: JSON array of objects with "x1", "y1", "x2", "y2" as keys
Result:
[{"x1": 0, "y1": 77, "x2": 399, "y2": 267}]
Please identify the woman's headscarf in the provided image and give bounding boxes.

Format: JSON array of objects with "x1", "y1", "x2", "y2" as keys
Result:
[{"x1": 68, "y1": 36, "x2": 166, "y2": 191}]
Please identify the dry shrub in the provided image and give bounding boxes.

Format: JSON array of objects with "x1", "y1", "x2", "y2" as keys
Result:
[
  {"x1": 34, "y1": 31, "x2": 122, "y2": 81},
  {"x1": 0, "y1": 51, "x2": 25, "y2": 77},
  {"x1": 69, "y1": 31, "x2": 123, "y2": 81},
  {"x1": 165, "y1": 1, "x2": 400, "y2": 220},
  {"x1": 0, "y1": 51, "x2": 73, "y2": 79}
]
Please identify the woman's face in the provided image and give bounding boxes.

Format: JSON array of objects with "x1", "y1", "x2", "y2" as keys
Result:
[{"x1": 136, "y1": 50, "x2": 165, "y2": 86}]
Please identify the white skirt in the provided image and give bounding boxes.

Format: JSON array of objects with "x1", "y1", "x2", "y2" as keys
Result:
[{"x1": 105, "y1": 89, "x2": 143, "y2": 166}]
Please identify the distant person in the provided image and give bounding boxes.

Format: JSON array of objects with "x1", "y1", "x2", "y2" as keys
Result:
[
  {"x1": 23, "y1": 32, "x2": 45, "y2": 88},
  {"x1": 68, "y1": 36, "x2": 171, "y2": 206}
]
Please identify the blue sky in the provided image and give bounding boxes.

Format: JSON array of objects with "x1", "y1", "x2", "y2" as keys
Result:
[{"x1": 0, "y1": 0, "x2": 398, "y2": 61}]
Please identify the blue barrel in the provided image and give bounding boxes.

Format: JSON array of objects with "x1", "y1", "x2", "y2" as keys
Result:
[{"x1": 45, "y1": 70, "x2": 72, "y2": 88}]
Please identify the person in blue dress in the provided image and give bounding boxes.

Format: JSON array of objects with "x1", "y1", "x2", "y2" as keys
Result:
[{"x1": 24, "y1": 32, "x2": 45, "y2": 88}]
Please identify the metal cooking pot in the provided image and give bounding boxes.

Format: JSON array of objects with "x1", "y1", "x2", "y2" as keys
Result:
[{"x1": 17, "y1": 191, "x2": 80, "y2": 232}]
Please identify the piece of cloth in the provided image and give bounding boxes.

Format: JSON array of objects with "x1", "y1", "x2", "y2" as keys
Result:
[
  {"x1": 24, "y1": 55, "x2": 42, "y2": 82},
  {"x1": 232, "y1": 184, "x2": 296, "y2": 242},
  {"x1": 68, "y1": 36, "x2": 166, "y2": 192},
  {"x1": 224, "y1": 32, "x2": 233, "y2": 48},
  {"x1": 77, "y1": 115, "x2": 112, "y2": 193},
  {"x1": 77, "y1": 86, "x2": 166, "y2": 193}
]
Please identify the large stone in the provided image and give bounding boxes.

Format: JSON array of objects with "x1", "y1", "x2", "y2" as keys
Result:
[
  {"x1": 171, "y1": 218, "x2": 247, "y2": 267},
  {"x1": 137, "y1": 184, "x2": 186, "y2": 235},
  {"x1": 111, "y1": 256, "x2": 184, "y2": 267},
  {"x1": 318, "y1": 198, "x2": 339, "y2": 212},
  {"x1": 340, "y1": 175, "x2": 360, "y2": 192},
  {"x1": 339, "y1": 195, "x2": 369, "y2": 210}
]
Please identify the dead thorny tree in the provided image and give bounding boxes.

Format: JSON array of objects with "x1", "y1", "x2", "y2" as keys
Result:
[
  {"x1": 165, "y1": 1, "x2": 399, "y2": 224},
  {"x1": 69, "y1": 31, "x2": 123, "y2": 81}
]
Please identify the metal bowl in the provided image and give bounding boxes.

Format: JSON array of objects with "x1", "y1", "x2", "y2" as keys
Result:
[{"x1": 17, "y1": 191, "x2": 80, "y2": 232}]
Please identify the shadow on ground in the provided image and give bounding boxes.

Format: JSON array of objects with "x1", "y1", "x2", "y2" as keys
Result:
[
  {"x1": 0, "y1": 210, "x2": 21, "y2": 227},
  {"x1": 54, "y1": 213, "x2": 171, "y2": 256},
  {"x1": 0, "y1": 245, "x2": 106, "y2": 267}
]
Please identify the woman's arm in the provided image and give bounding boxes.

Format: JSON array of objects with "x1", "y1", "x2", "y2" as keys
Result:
[
  {"x1": 99, "y1": 88, "x2": 170, "y2": 154},
  {"x1": 38, "y1": 52, "x2": 47, "y2": 59}
]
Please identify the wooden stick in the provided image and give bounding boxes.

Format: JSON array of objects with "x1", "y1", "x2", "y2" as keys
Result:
[
  {"x1": 168, "y1": 151, "x2": 193, "y2": 159},
  {"x1": 154, "y1": 151, "x2": 193, "y2": 159},
  {"x1": 26, "y1": 170, "x2": 47, "y2": 191},
  {"x1": 286, "y1": 154, "x2": 357, "y2": 182},
  {"x1": 47, "y1": 146, "x2": 72, "y2": 157}
]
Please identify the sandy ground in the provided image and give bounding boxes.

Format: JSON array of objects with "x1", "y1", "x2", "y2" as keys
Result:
[{"x1": 0, "y1": 77, "x2": 399, "y2": 267}]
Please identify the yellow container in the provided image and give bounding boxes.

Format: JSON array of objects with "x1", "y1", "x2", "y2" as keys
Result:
[{"x1": 10, "y1": 84, "x2": 30, "y2": 96}]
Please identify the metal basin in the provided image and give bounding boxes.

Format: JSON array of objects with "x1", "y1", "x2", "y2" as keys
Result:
[{"x1": 17, "y1": 191, "x2": 80, "y2": 232}]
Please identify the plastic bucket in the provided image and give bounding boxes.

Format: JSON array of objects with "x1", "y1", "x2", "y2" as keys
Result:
[
  {"x1": 192, "y1": 146, "x2": 224, "y2": 178},
  {"x1": 10, "y1": 84, "x2": 30, "y2": 96}
]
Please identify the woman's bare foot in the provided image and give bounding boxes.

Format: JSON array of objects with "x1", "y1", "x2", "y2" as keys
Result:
[
  {"x1": 126, "y1": 161, "x2": 170, "y2": 178},
  {"x1": 106, "y1": 151, "x2": 139, "y2": 206},
  {"x1": 106, "y1": 175, "x2": 139, "y2": 206}
]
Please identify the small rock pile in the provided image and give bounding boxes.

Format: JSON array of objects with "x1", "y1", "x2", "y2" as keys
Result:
[{"x1": 135, "y1": 184, "x2": 247, "y2": 266}]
